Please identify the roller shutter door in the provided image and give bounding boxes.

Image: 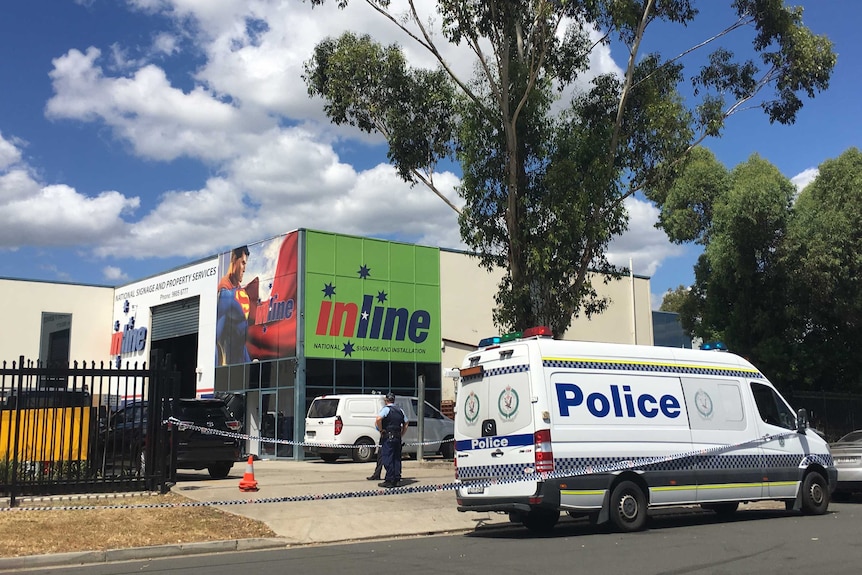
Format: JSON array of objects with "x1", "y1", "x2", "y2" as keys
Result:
[{"x1": 150, "y1": 297, "x2": 200, "y2": 341}]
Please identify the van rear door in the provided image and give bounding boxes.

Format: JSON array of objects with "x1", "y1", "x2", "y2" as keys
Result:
[
  {"x1": 455, "y1": 342, "x2": 537, "y2": 499},
  {"x1": 304, "y1": 397, "x2": 340, "y2": 445}
]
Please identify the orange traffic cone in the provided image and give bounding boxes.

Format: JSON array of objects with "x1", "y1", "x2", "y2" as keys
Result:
[{"x1": 238, "y1": 455, "x2": 259, "y2": 492}]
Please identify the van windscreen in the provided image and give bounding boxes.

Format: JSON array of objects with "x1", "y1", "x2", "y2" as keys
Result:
[{"x1": 307, "y1": 399, "x2": 339, "y2": 418}]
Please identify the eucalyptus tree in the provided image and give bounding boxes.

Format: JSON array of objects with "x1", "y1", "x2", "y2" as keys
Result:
[{"x1": 304, "y1": 0, "x2": 834, "y2": 335}]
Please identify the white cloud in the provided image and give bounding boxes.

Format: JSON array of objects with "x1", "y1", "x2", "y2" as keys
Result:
[
  {"x1": 0, "y1": 132, "x2": 23, "y2": 170},
  {"x1": 791, "y1": 167, "x2": 818, "y2": 193},
  {"x1": 29, "y1": 1, "x2": 638, "y2": 278},
  {"x1": 151, "y1": 32, "x2": 180, "y2": 56},
  {"x1": 607, "y1": 196, "x2": 685, "y2": 277},
  {"x1": 103, "y1": 265, "x2": 129, "y2": 281},
  {"x1": 0, "y1": 134, "x2": 140, "y2": 247}
]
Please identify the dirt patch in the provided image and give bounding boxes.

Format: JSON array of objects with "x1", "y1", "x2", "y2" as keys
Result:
[{"x1": 0, "y1": 492, "x2": 277, "y2": 558}]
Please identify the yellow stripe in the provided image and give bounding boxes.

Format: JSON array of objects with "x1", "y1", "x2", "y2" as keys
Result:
[
  {"x1": 564, "y1": 482, "x2": 796, "y2": 496},
  {"x1": 698, "y1": 482, "x2": 765, "y2": 490},
  {"x1": 542, "y1": 356, "x2": 761, "y2": 374},
  {"x1": 561, "y1": 490, "x2": 605, "y2": 496}
]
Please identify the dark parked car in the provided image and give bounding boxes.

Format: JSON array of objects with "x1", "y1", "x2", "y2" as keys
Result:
[{"x1": 100, "y1": 398, "x2": 241, "y2": 479}]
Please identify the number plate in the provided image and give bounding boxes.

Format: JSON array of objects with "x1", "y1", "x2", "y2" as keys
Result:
[
  {"x1": 835, "y1": 456, "x2": 858, "y2": 464},
  {"x1": 466, "y1": 485, "x2": 486, "y2": 494}
]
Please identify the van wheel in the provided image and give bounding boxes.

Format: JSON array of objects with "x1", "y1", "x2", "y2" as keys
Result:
[
  {"x1": 352, "y1": 438, "x2": 376, "y2": 463},
  {"x1": 800, "y1": 472, "x2": 829, "y2": 515},
  {"x1": 320, "y1": 454, "x2": 340, "y2": 463},
  {"x1": 609, "y1": 481, "x2": 648, "y2": 532},
  {"x1": 523, "y1": 508, "x2": 559, "y2": 533},
  {"x1": 208, "y1": 462, "x2": 232, "y2": 479},
  {"x1": 701, "y1": 502, "x2": 739, "y2": 518},
  {"x1": 440, "y1": 437, "x2": 455, "y2": 460}
]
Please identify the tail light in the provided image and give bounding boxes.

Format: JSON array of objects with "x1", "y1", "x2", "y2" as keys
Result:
[
  {"x1": 226, "y1": 420, "x2": 241, "y2": 431},
  {"x1": 334, "y1": 415, "x2": 343, "y2": 436},
  {"x1": 534, "y1": 429, "x2": 554, "y2": 473}
]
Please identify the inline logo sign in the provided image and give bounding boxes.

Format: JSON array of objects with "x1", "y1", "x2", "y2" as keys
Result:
[{"x1": 315, "y1": 294, "x2": 431, "y2": 344}]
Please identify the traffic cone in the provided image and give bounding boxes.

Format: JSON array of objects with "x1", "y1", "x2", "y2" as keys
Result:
[{"x1": 238, "y1": 455, "x2": 259, "y2": 492}]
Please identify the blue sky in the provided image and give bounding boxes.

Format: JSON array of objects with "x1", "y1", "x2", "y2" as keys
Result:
[{"x1": 0, "y1": 1, "x2": 858, "y2": 311}]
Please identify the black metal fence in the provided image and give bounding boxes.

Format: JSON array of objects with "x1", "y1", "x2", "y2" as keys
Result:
[
  {"x1": 788, "y1": 389, "x2": 862, "y2": 443},
  {"x1": 0, "y1": 353, "x2": 178, "y2": 504}
]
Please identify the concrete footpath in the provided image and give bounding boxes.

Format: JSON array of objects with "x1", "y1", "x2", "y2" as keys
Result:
[
  {"x1": 174, "y1": 458, "x2": 508, "y2": 544},
  {"x1": 0, "y1": 458, "x2": 510, "y2": 571},
  {"x1": 0, "y1": 458, "x2": 788, "y2": 571}
]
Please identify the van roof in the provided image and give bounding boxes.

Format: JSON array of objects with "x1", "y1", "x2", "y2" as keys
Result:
[{"x1": 469, "y1": 339, "x2": 759, "y2": 372}]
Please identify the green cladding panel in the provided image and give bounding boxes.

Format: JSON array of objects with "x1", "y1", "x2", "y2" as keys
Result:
[{"x1": 304, "y1": 230, "x2": 441, "y2": 363}]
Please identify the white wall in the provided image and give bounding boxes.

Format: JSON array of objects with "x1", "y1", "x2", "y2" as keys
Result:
[
  {"x1": 0, "y1": 278, "x2": 113, "y2": 365},
  {"x1": 438, "y1": 249, "x2": 653, "y2": 402},
  {"x1": 111, "y1": 258, "x2": 219, "y2": 395}
]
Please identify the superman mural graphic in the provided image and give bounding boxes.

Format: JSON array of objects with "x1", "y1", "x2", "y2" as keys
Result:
[{"x1": 215, "y1": 232, "x2": 298, "y2": 366}]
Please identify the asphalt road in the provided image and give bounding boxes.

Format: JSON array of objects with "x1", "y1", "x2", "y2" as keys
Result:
[{"x1": 26, "y1": 501, "x2": 862, "y2": 575}]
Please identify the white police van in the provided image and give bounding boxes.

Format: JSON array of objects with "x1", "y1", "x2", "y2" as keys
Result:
[{"x1": 454, "y1": 327, "x2": 836, "y2": 532}]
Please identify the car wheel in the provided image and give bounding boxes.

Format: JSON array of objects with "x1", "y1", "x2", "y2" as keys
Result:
[
  {"x1": 800, "y1": 471, "x2": 829, "y2": 515},
  {"x1": 208, "y1": 461, "x2": 233, "y2": 479},
  {"x1": 320, "y1": 453, "x2": 340, "y2": 463},
  {"x1": 352, "y1": 437, "x2": 376, "y2": 463},
  {"x1": 523, "y1": 507, "x2": 560, "y2": 533},
  {"x1": 440, "y1": 437, "x2": 455, "y2": 460},
  {"x1": 609, "y1": 480, "x2": 648, "y2": 532},
  {"x1": 701, "y1": 501, "x2": 739, "y2": 518}
]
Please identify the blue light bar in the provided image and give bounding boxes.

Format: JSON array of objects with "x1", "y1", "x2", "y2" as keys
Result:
[{"x1": 477, "y1": 335, "x2": 502, "y2": 348}]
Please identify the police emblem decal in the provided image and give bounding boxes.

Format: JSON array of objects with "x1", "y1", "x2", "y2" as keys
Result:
[
  {"x1": 498, "y1": 386, "x2": 519, "y2": 420},
  {"x1": 465, "y1": 391, "x2": 480, "y2": 424},
  {"x1": 694, "y1": 389, "x2": 714, "y2": 419}
]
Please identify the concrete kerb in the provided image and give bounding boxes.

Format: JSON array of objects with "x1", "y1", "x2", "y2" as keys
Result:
[
  {"x1": 0, "y1": 458, "x2": 494, "y2": 571},
  {"x1": 0, "y1": 458, "x2": 791, "y2": 571}
]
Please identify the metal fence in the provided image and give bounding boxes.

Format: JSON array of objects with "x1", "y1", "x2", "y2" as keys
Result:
[
  {"x1": 788, "y1": 389, "x2": 862, "y2": 443},
  {"x1": 0, "y1": 353, "x2": 178, "y2": 504}
]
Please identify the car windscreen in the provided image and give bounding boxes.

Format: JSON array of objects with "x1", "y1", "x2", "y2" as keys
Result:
[
  {"x1": 173, "y1": 402, "x2": 230, "y2": 422},
  {"x1": 836, "y1": 430, "x2": 862, "y2": 443},
  {"x1": 307, "y1": 399, "x2": 339, "y2": 418}
]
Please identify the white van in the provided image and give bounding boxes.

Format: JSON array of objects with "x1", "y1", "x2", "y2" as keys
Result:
[
  {"x1": 304, "y1": 394, "x2": 455, "y2": 462},
  {"x1": 454, "y1": 327, "x2": 836, "y2": 533}
]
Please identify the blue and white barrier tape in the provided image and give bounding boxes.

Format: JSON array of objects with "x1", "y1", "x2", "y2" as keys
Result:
[
  {"x1": 3, "y1": 430, "x2": 820, "y2": 513},
  {"x1": 165, "y1": 417, "x2": 454, "y2": 449}
]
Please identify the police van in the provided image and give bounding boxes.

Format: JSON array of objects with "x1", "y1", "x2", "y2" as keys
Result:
[{"x1": 454, "y1": 327, "x2": 836, "y2": 533}]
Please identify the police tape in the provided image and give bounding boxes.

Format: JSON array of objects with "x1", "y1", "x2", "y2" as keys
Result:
[
  {"x1": 165, "y1": 417, "x2": 455, "y2": 449},
  {"x1": 2, "y1": 430, "x2": 820, "y2": 513}
]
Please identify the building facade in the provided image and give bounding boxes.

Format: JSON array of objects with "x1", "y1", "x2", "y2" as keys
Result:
[{"x1": 0, "y1": 228, "x2": 652, "y2": 459}]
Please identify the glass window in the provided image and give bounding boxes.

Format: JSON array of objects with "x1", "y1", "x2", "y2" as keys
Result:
[
  {"x1": 751, "y1": 382, "x2": 796, "y2": 429},
  {"x1": 363, "y1": 361, "x2": 389, "y2": 393},
  {"x1": 334, "y1": 359, "x2": 362, "y2": 394},
  {"x1": 306, "y1": 359, "x2": 334, "y2": 392},
  {"x1": 227, "y1": 364, "x2": 246, "y2": 391},
  {"x1": 276, "y1": 359, "x2": 296, "y2": 388},
  {"x1": 214, "y1": 366, "x2": 229, "y2": 393}
]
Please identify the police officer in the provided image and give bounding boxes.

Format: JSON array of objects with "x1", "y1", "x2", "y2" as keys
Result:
[{"x1": 375, "y1": 392, "x2": 408, "y2": 488}]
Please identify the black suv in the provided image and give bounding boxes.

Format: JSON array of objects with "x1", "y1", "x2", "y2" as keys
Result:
[{"x1": 100, "y1": 398, "x2": 241, "y2": 479}]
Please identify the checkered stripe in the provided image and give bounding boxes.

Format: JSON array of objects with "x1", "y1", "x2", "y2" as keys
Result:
[
  {"x1": 484, "y1": 364, "x2": 530, "y2": 377},
  {"x1": 542, "y1": 359, "x2": 764, "y2": 379},
  {"x1": 456, "y1": 451, "x2": 834, "y2": 480}
]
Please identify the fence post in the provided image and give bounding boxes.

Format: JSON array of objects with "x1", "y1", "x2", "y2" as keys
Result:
[{"x1": 9, "y1": 356, "x2": 24, "y2": 507}]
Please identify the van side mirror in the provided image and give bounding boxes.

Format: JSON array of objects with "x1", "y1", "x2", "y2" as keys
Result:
[{"x1": 796, "y1": 408, "x2": 808, "y2": 434}]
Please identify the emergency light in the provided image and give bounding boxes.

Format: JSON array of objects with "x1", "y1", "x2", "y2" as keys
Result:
[
  {"x1": 477, "y1": 326, "x2": 553, "y2": 348},
  {"x1": 700, "y1": 341, "x2": 728, "y2": 351}
]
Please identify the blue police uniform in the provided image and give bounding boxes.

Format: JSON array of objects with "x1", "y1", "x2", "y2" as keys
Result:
[{"x1": 378, "y1": 401, "x2": 407, "y2": 487}]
